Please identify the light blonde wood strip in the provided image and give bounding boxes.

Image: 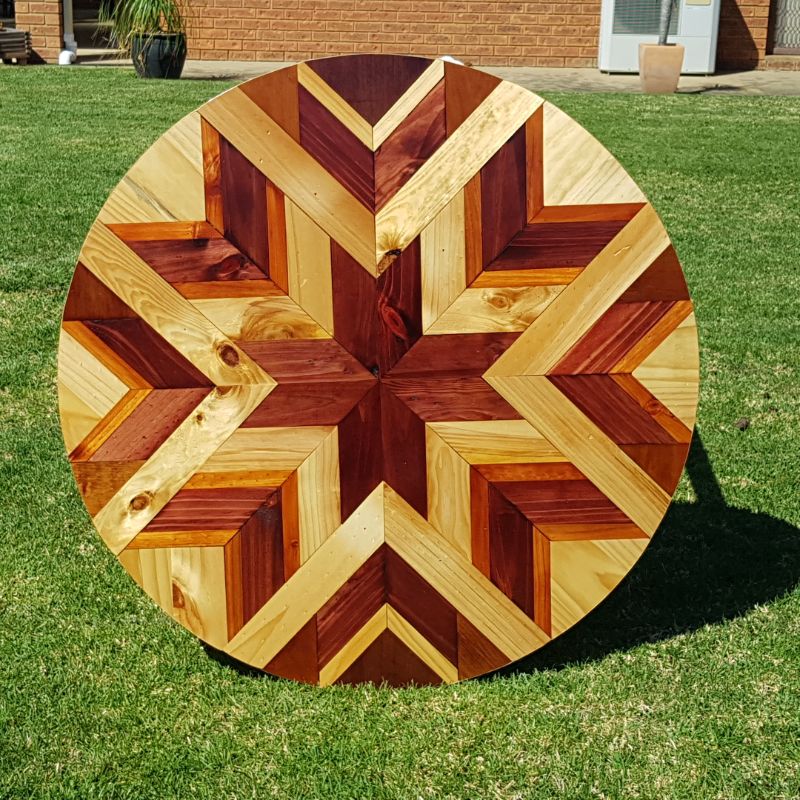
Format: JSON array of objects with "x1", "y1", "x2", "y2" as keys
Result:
[
  {"x1": 425, "y1": 427, "x2": 471, "y2": 560},
  {"x1": 373, "y1": 60, "x2": 446, "y2": 148},
  {"x1": 119, "y1": 547, "x2": 172, "y2": 615},
  {"x1": 80, "y1": 222, "x2": 274, "y2": 386},
  {"x1": 485, "y1": 205, "x2": 670, "y2": 378},
  {"x1": 285, "y1": 199, "x2": 335, "y2": 335},
  {"x1": 420, "y1": 189, "x2": 466, "y2": 332},
  {"x1": 542, "y1": 102, "x2": 647, "y2": 206},
  {"x1": 201, "y1": 426, "x2": 334, "y2": 473},
  {"x1": 200, "y1": 89, "x2": 377, "y2": 274},
  {"x1": 375, "y1": 81, "x2": 543, "y2": 262},
  {"x1": 184, "y1": 469, "x2": 293, "y2": 490},
  {"x1": 633, "y1": 313, "x2": 700, "y2": 428},
  {"x1": 58, "y1": 381, "x2": 105, "y2": 454},
  {"x1": 93, "y1": 384, "x2": 272, "y2": 555},
  {"x1": 384, "y1": 486, "x2": 549, "y2": 660},
  {"x1": 98, "y1": 112, "x2": 205, "y2": 225},
  {"x1": 428, "y1": 419, "x2": 566, "y2": 465},
  {"x1": 225, "y1": 484, "x2": 386, "y2": 666},
  {"x1": 296, "y1": 62, "x2": 373, "y2": 148},
  {"x1": 426, "y1": 285, "x2": 563, "y2": 335},
  {"x1": 386, "y1": 606, "x2": 458, "y2": 684},
  {"x1": 319, "y1": 605, "x2": 388, "y2": 687},
  {"x1": 190, "y1": 295, "x2": 330, "y2": 341},
  {"x1": 550, "y1": 538, "x2": 647, "y2": 636},
  {"x1": 58, "y1": 327, "x2": 129, "y2": 423},
  {"x1": 297, "y1": 428, "x2": 341, "y2": 563},
  {"x1": 487, "y1": 375, "x2": 670, "y2": 535},
  {"x1": 126, "y1": 529, "x2": 239, "y2": 549}
]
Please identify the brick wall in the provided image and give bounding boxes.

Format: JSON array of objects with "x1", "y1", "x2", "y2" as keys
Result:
[
  {"x1": 14, "y1": 0, "x2": 63, "y2": 63},
  {"x1": 186, "y1": 0, "x2": 602, "y2": 68},
  {"x1": 716, "y1": 0, "x2": 770, "y2": 69}
]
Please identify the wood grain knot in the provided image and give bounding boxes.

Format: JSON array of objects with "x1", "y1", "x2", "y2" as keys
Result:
[
  {"x1": 129, "y1": 492, "x2": 153, "y2": 512},
  {"x1": 217, "y1": 343, "x2": 240, "y2": 367}
]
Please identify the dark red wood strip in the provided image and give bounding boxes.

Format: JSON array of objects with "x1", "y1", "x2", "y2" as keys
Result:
[
  {"x1": 480, "y1": 125, "x2": 527, "y2": 267},
  {"x1": 63, "y1": 264, "x2": 138, "y2": 321},
  {"x1": 619, "y1": 245, "x2": 690, "y2": 302},
  {"x1": 337, "y1": 383, "x2": 383, "y2": 522},
  {"x1": 143, "y1": 487, "x2": 275, "y2": 532},
  {"x1": 331, "y1": 239, "x2": 422, "y2": 376},
  {"x1": 620, "y1": 443, "x2": 690, "y2": 495},
  {"x1": 239, "y1": 338, "x2": 373, "y2": 382},
  {"x1": 240, "y1": 64, "x2": 300, "y2": 142},
  {"x1": 533, "y1": 203, "x2": 646, "y2": 224},
  {"x1": 309, "y1": 54, "x2": 431, "y2": 125},
  {"x1": 526, "y1": 105, "x2": 543, "y2": 220},
  {"x1": 551, "y1": 301, "x2": 676, "y2": 376},
  {"x1": 457, "y1": 614, "x2": 509, "y2": 680},
  {"x1": 224, "y1": 533, "x2": 243, "y2": 639},
  {"x1": 71, "y1": 460, "x2": 145, "y2": 516},
  {"x1": 444, "y1": 60, "x2": 501, "y2": 136},
  {"x1": 387, "y1": 332, "x2": 519, "y2": 378},
  {"x1": 82, "y1": 318, "x2": 212, "y2": 388},
  {"x1": 243, "y1": 380, "x2": 374, "y2": 427},
  {"x1": 265, "y1": 618, "x2": 318, "y2": 683},
  {"x1": 549, "y1": 374, "x2": 677, "y2": 445},
  {"x1": 464, "y1": 173, "x2": 483, "y2": 284},
  {"x1": 385, "y1": 547, "x2": 458, "y2": 665},
  {"x1": 266, "y1": 182, "x2": 289, "y2": 293},
  {"x1": 382, "y1": 377, "x2": 522, "y2": 422},
  {"x1": 476, "y1": 462, "x2": 584, "y2": 482},
  {"x1": 494, "y1": 479, "x2": 631, "y2": 525},
  {"x1": 201, "y1": 117, "x2": 224, "y2": 231},
  {"x1": 123, "y1": 238, "x2": 266, "y2": 283},
  {"x1": 90, "y1": 388, "x2": 209, "y2": 462},
  {"x1": 380, "y1": 385, "x2": 427, "y2": 519},
  {"x1": 374, "y1": 80, "x2": 446, "y2": 210},
  {"x1": 488, "y1": 484, "x2": 534, "y2": 617},
  {"x1": 317, "y1": 546, "x2": 386, "y2": 668},
  {"x1": 470, "y1": 467, "x2": 491, "y2": 578},
  {"x1": 219, "y1": 137, "x2": 269, "y2": 272},
  {"x1": 298, "y1": 85, "x2": 375, "y2": 211},
  {"x1": 487, "y1": 219, "x2": 629, "y2": 271}
]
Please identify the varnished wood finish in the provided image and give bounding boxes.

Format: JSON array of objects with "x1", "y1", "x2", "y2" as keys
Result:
[{"x1": 59, "y1": 57, "x2": 699, "y2": 687}]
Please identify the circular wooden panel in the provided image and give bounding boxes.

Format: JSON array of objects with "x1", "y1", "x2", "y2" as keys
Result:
[{"x1": 58, "y1": 56, "x2": 699, "y2": 686}]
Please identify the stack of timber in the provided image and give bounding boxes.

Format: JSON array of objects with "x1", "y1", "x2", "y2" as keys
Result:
[{"x1": 0, "y1": 27, "x2": 31, "y2": 64}]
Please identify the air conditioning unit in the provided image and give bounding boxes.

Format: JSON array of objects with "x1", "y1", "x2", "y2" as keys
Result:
[{"x1": 599, "y1": 0, "x2": 722, "y2": 75}]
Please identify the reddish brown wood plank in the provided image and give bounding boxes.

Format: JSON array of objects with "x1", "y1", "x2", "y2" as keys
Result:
[
  {"x1": 71, "y1": 460, "x2": 145, "y2": 516},
  {"x1": 317, "y1": 546, "x2": 386, "y2": 668},
  {"x1": 385, "y1": 546, "x2": 458, "y2": 665},
  {"x1": 538, "y1": 523, "x2": 648, "y2": 541},
  {"x1": 619, "y1": 245, "x2": 690, "y2": 302},
  {"x1": 239, "y1": 64, "x2": 301, "y2": 142},
  {"x1": 488, "y1": 484, "x2": 534, "y2": 617},
  {"x1": 550, "y1": 301, "x2": 676, "y2": 376},
  {"x1": 266, "y1": 182, "x2": 289, "y2": 293},
  {"x1": 480, "y1": 125, "x2": 527, "y2": 267},
  {"x1": 298, "y1": 84, "x2": 376, "y2": 211},
  {"x1": 201, "y1": 118, "x2": 224, "y2": 231},
  {"x1": 240, "y1": 339, "x2": 373, "y2": 382},
  {"x1": 219, "y1": 136, "x2": 269, "y2": 272},
  {"x1": 382, "y1": 376, "x2": 522, "y2": 422},
  {"x1": 532, "y1": 528, "x2": 551, "y2": 636},
  {"x1": 82, "y1": 318, "x2": 212, "y2": 388},
  {"x1": 265, "y1": 618, "x2": 319, "y2": 683},
  {"x1": 470, "y1": 467, "x2": 491, "y2": 578},
  {"x1": 533, "y1": 203, "x2": 646, "y2": 224},
  {"x1": 456, "y1": 614, "x2": 508, "y2": 680},
  {"x1": 525, "y1": 105, "x2": 544, "y2": 220},
  {"x1": 476, "y1": 462, "x2": 584, "y2": 482},
  {"x1": 374, "y1": 80, "x2": 446, "y2": 210},
  {"x1": 309, "y1": 54, "x2": 431, "y2": 125},
  {"x1": 444, "y1": 61, "x2": 501, "y2": 135},
  {"x1": 620, "y1": 443, "x2": 690, "y2": 495},
  {"x1": 331, "y1": 238, "x2": 422, "y2": 376},
  {"x1": 463, "y1": 173, "x2": 483, "y2": 284},
  {"x1": 281, "y1": 471, "x2": 301, "y2": 580},
  {"x1": 90, "y1": 388, "x2": 210, "y2": 462},
  {"x1": 548, "y1": 374, "x2": 677, "y2": 445},
  {"x1": 143, "y1": 487, "x2": 274, "y2": 532},
  {"x1": 63, "y1": 264, "x2": 137, "y2": 321},
  {"x1": 493, "y1": 479, "x2": 631, "y2": 525}
]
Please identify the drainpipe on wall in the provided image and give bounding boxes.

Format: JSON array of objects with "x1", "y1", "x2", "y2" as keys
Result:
[{"x1": 60, "y1": 0, "x2": 77, "y2": 63}]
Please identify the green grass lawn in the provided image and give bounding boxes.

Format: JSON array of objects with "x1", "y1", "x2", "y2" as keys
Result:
[{"x1": 1, "y1": 67, "x2": 799, "y2": 800}]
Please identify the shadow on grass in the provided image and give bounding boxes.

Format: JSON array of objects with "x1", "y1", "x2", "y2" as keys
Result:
[
  {"x1": 204, "y1": 433, "x2": 799, "y2": 680},
  {"x1": 507, "y1": 433, "x2": 800, "y2": 674}
]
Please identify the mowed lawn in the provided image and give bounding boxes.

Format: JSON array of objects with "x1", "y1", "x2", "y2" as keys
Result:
[{"x1": 0, "y1": 68, "x2": 799, "y2": 799}]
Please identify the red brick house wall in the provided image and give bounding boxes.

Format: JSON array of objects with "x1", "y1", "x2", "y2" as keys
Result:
[
  {"x1": 14, "y1": 0, "x2": 63, "y2": 62},
  {"x1": 717, "y1": 0, "x2": 770, "y2": 69}
]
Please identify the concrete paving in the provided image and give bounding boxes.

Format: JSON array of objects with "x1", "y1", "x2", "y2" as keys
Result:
[{"x1": 77, "y1": 54, "x2": 800, "y2": 96}]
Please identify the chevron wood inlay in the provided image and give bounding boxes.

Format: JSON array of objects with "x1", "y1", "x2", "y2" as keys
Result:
[{"x1": 59, "y1": 56, "x2": 699, "y2": 687}]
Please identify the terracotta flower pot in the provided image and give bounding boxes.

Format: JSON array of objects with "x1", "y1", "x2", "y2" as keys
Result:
[{"x1": 638, "y1": 43, "x2": 685, "y2": 94}]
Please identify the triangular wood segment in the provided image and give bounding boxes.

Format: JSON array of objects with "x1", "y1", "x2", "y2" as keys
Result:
[{"x1": 59, "y1": 56, "x2": 699, "y2": 686}]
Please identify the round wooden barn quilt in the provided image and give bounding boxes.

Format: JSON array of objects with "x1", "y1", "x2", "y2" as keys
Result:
[{"x1": 58, "y1": 56, "x2": 700, "y2": 687}]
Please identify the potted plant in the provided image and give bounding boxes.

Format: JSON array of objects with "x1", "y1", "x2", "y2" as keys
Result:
[
  {"x1": 99, "y1": 0, "x2": 188, "y2": 79},
  {"x1": 639, "y1": 0, "x2": 685, "y2": 94}
]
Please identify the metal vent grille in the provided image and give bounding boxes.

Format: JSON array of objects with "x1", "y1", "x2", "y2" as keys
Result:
[{"x1": 612, "y1": 0, "x2": 680, "y2": 36}]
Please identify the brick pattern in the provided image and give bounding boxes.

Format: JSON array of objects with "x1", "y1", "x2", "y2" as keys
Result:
[
  {"x1": 14, "y1": 0, "x2": 63, "y2": 63},
  {"x1": 717, "y1": 0, "x2": 771, "y2": 69},
  {"x1": 185, "y1": 0, "x2": 602, "y2": 68}
]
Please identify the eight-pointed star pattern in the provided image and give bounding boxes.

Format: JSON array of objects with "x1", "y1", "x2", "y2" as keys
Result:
[{"x1": 57, "y1": 56, "x2": 699, "y2": 686}]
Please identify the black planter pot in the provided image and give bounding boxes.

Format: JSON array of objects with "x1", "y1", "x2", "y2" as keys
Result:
[{"x1": 131, "y1": 32, "x2": 187, "y2": 79}]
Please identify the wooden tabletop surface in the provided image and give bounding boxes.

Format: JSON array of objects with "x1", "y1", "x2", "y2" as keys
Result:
[{"x1": 58, "y1": 55, "x2": 699, "y2": 686}]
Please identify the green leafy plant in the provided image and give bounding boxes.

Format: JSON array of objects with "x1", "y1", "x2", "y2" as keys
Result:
[{"x1": 99, "y1": 0, "x2": 187, "y2": 53}]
